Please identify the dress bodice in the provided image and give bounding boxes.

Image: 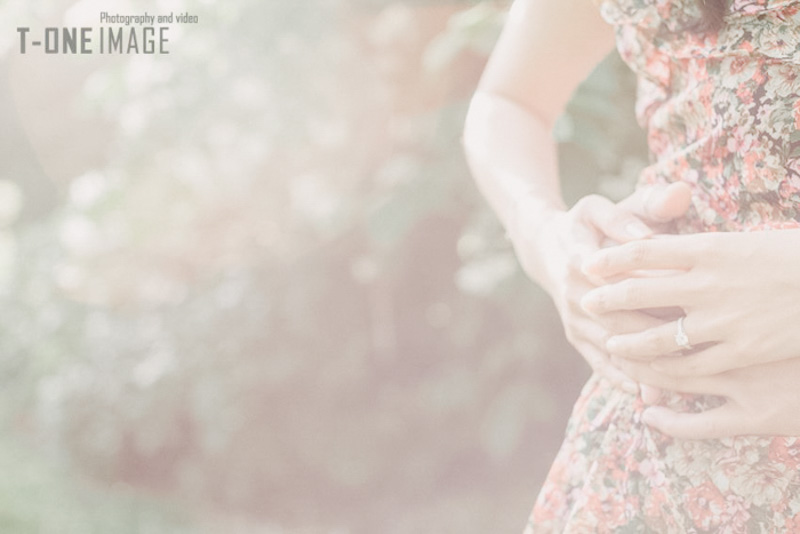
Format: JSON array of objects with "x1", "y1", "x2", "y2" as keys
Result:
[
  {"x1": 526, "y1": 6, "x2": 800, "y2": 532},
  {"x1": 598, "y1": 0, "x2": 800, "y2": 231}
]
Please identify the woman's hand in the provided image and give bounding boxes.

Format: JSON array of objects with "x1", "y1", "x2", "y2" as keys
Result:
[
  {"x1": 581, "y1": 229, "x2": 800, "y2": 377},
  {"x1": 612, "y1": 354, "x2": 800, "y2": 438},
  {"x1": 511, "y1": 183, "x2": 691, "y2": 392}
]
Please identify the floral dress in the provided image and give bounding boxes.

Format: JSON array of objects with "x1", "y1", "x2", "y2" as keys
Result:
[{"x1": 526, "y1": 1, "x2": 800, "y2": 532}]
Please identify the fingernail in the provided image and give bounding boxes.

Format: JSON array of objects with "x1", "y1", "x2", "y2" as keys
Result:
[
  {"x1": 581, "y1": 255, "x2": 600, "y2": 275},
  {"x1": 582, "y1": 289, "x2": 606, "y2": 314},
  {"x1": 580, "y1": 293, "x2": 595, "y2": 313},
  {"x1": 640, "y1": 385, "x2": 661, "y2": 405},
  {"x1": 642, "y1": 408, "x2": 659, "y2": 426},
  {"x1": 625, "y1": 221, "x2": 652, "y2": 239},
  {"x1": 606, "y1": 337, "x2": 620, "y2": 353},
  {"x1": 622, "y1": 380, "x2": 639, "y2": 395}
]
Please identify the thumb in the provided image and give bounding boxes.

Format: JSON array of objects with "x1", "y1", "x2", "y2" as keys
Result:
[
  {"x1": 642, "y1": 403, "x2": 745, "y2": 440},
  {"x1": 640, "y1": 384, "x2": 662, "y2": 405},
  {"x1": 620, "y1": 182, "x2": 692, "y2": 225}
]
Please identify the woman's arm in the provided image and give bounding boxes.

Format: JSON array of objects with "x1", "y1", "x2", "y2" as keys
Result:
[
  {"x1": 463, "y1": 0, "x2": 694, "y2": 390},
  {"x1": 463, "y1": 0, "x2": 617, "y2": 288}
]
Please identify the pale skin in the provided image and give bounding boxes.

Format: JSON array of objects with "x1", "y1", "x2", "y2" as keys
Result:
[
  {"x1": 463, "y1": 0, "x2": 800, "y2": 439},
  {"x1": 582, "y1": 230, "x2": 800, "y2": 438}
]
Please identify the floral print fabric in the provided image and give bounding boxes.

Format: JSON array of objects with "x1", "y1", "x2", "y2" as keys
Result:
[
  {"x1": 526, "y1": 1, "x2": 800, "y2": 532},
  {"x1": 605, "y1": 0, "x2": 800, "y2": 232}
]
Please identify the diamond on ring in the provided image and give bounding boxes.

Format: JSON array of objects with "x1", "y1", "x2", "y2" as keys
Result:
[{"x1": 675, "y1": 316, "x2": 691, "y2": 350}]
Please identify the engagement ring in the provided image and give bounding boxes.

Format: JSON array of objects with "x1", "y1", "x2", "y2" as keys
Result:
[{"x1": 675, "y1": 316, "x2": 691, "y2": 350}]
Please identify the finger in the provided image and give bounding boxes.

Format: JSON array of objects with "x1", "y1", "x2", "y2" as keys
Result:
[
  {"x1": 618, "y1": 182, "x2": 692, "y2": 225},
  {"x1": 650, "y1": 343, "x2": 747, "y2": 377},
  {"x1": 573, "y1": 194, "x2": 654, "y2": 244},
  {"x1": 592, "y1": 309, "x2": 664, "y2": 336},
  {"x1": 606, "y1": 315, "x2": 714, "y2": 361},
  {"x1": 642, "y1": 403, "x2": 750, "y2": 440},
  {"x1": 581, "y1": 276, "x2": 686, "y2": 314},
  {"x1": 568, "y1": 216, "x2": 603, "y2": 261},
  {"x1": 569, "y1": 313, "x2": 610, "y2": 345},
  {"x1": 641, "y1": 306, "x2": 683, "y2": 321},
  {"x1": 568, "y1": 318, "x2": 638, "y2": 394},
  {"x1": 566, "y1": 249, "x2": 608, "y2": 288},
  {"x1": 603, "y1": 358, "x2": 641, "y2": 395},
  {"x1": 575, "y1": 341, "x2": 639, "y2": 395},
  {"x1": 640, "y1": 384, "x2": 662, "y2": 404},
  {"x1": 583, "y1": 237, "x2": 698, "y2": 278},
  {"x1": 565, "y1": 221, "x2": 608, "y2": 287},
  {"x1": 610, "y1": 356, "x2": 729, "y2": 396}
]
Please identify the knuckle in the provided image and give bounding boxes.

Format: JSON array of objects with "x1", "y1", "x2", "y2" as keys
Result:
[
  {"x1": 591, "y1": 252, "x2": 612, "y2": 274},
  {"x1": 643, "y1": 330, "x2": 663, "y2": 355},
  {"x1": 620, "y1": 280, "x2": 642, "y2": 308},
  {"x1": 611, "y1": 340, "x2": 635, "y2": 358},
  {"x1": 574, "y1": 194, "x2": 609, "y2": 220},
  {"x1": 676, "y1": 357, "x2": 700, "y2": 376},
  {"x1": 572, "y1": 195, "x2": 595, "y2": 215},
  {"x1": 591, "y1": 290, "x2": 608, "y2": 313},
  {"x1": 616, "y1": 341, "x2": 637, "y2": 360},
  {"x1": 615, "y1": 358, "x2": 643, "y2": 381},
  {"x1": 566, "y1": 254, "x2": 584, "y2": 275},
  {"x1": 602, "y1": 313, "x2": 626, "y2": 335},
  {"x1": 626, "y1": 241, "x2": 649, "y2": 266},
  {"x1": 607, "y1": 211, "x2": 632, "y2": 230},
  {"x1": 565, "y1": 288, "x2": 586, "y2": 314},
  {"x1": 567, "y1": 298, "x2": 583, "y2": 316}
]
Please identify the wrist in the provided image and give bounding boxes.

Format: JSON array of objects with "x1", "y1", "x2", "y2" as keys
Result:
[
  {"x1": 507, "y1": 194, "x2": 566, "y2": 291},
  {"x1": 506, "y1": 191, "x2": 564, "y2": 245}
]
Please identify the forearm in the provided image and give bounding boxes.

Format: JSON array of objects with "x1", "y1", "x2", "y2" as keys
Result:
[
  {"x1": 463, "y1": 90, "x2": 566, "y2": 238},
  {"x1": 463, "y1": 90, "x2": 568, "y2": 291}
]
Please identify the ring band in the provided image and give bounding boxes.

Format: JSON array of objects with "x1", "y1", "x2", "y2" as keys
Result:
[{"x1": 675, "y1": 316, "x2": 691, "y2": 350}]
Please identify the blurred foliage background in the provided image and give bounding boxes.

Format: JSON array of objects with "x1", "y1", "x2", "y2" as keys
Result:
[{"x1": 0, "y1": 0, "x2": 647, "y2": 532}]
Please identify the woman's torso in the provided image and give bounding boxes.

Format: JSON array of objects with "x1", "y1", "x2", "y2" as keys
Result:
[
  {"x1": 600, "y1": 0, "x2": 800, "y2": 231},
  {"x1": 526, "y1": 3, "x2": 800, "y2": 531}
]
